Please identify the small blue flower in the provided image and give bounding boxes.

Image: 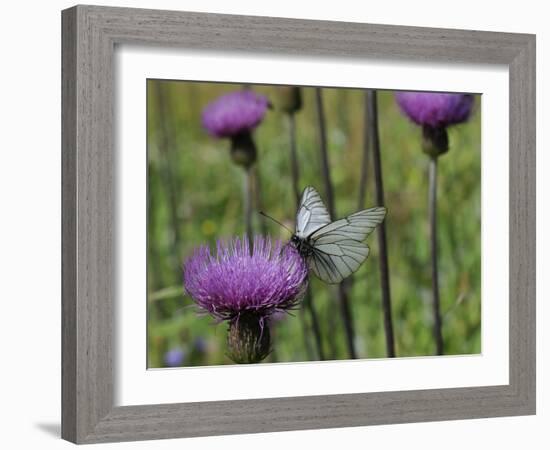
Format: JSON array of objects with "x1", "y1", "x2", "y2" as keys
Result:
[
  {"x1": 193, "y1": 337, "x2": 208, "y2": 354},
  {"x1": 164, "y1": 348, "x2": 186, "y2": 367}
]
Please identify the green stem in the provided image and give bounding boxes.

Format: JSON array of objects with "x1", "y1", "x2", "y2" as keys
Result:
[
  {"x1": 315, "y1": 87, "x2": 357, "y2": 359},
  {"x1": 315, "y1": 89, "x2": 335, "y2": 217},
  {"x1": 429, "y1": 157, "x2": 444, "y2": 355},
  {"x1": 153, "y1": 82, "x2": 182, "y2": 282},
  {"x1": 358, "y1": 90, "x2": 371, "y2": 210},
  {"x1": 304, "y1": 285, "x2": 325, "y2": 360},
  {"x1": 288, "y1": 113, "x2": 301, "y2": 204},
  {"x1": 367, "y1": 90, "x2": 396, "y2": 358},
  {"x1": 252, "y1": 165, "x2": 268, "y2": 236},
  {"x1": 287, "y1": 112, "x2": 325, "y2": 361},
  {"x1": 299, "y1": 305, "x2": 314, "y2": 360},
  {"x1": 243, "y1": 169, "x2": 253, "y2": 251}
]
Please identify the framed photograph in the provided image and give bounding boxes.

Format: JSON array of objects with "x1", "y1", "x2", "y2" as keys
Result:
[{"x1": 62, "y1": 5, "x2": 536, "y2": 444}]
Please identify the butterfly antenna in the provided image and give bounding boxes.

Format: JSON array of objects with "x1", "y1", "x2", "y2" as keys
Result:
[{"x1": 259, "y1": 211, "x2": 293, "y2": 235}]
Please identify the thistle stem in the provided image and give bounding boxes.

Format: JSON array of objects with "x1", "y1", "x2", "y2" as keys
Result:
[
  {"x1": 153, "y1": 82, "x2": 182, "y2": 279},
  {"x1": 269, "y1": 327, "x2": 280, "y2": 363},
  {"x1": 252, "y1": 165, "x2": 268, "y2": 236},
  {"x1": 352, "y1": 91, "x2": 372, "y2": 351},
  {"x1": 337, "y1": 284, "x2": 356, "y2": 358},
  {"x1": 429, "y1": 156, "x2": 444, "y2": 355},
  {"x1": 147, "y1": 164, "x2": 165, "y2": 291},
  {"x1": 315, "y1": 89, "x2": 335, "y2": 216},
  {"x1": 367, "y1": 90, "x2": 396, "y2": 358},
  {"x1": 287, "y1": 112, "x2": 311, "y2": 358},
  {"x1": 304, "y1": 286, "x2": 325, "y2": 360},
  {"x1": 288, "y1": 113, "x2": 301, "y2": 204},
  {"x1": 315, "y1": 87, "x2": 357, "y2": 359},
  {"x1": 358, "y1": 91, "x2": 371, "y2": 210},
  {"x1": 326, "y1": 307, "x2": 339, "y2": 359},
  {"x1": 287, "y1": 112, "x2": 325, "y2": 361},
  {"x1": 243, "y1": 168, "x2": 254, "y2": 250}
]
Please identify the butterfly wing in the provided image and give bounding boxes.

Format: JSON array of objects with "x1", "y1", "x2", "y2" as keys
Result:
[
  {"x1": 311, "y1": 207, "x2": 387, "y2": 243},
  {"x1": 295, "y1": 186, "x2": 331, "y2": 239},
  {"x1": 309, "y1": 240, "x2": 370, "y2": 284},
  {"x1": 308, "y1": 207, "x2": 387, "y2": 284}
]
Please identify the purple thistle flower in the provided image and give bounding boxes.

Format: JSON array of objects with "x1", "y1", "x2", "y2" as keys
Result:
[
  {"x1": 184, "y1": 236, "x2": 308, "y2": 363},
  {"x1": 164, "y1": 348, "x2": 186, "y2": 367},
  {"x1": 395, "y1": 92, "x2": 474, "y2": 129},
  {"x1": 395, "y1": 92, "x2": 475, "y2": 158},
  {"x1": 184, "y1": 236, "x2": 308, "y2": 322},
  {"x1": 202, "y1": 90, "x2": 269, "y2": 138}
]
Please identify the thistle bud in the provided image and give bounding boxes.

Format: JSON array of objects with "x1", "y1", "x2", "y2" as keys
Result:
[
  {"x1": 230, "y1": 131, "x2": 257, "y2": 169},
  {"x1": 275, "y1": 86, "x2": 302, "y2": 114},
  {"x1": 422, "y1": 125, "x2": 449, "y2": 158},
  {"x1": 227, "y1": 313, "x2": 271, "y2": 364}
]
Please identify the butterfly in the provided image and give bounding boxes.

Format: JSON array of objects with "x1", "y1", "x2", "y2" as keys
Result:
[{"x1": 289, "y1": 186, "x2": 386, "y2": 284}]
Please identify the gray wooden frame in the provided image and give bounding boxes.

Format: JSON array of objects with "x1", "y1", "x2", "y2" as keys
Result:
[{"x1": 62, "y1": 4, "x2": 536, "y2": 444}]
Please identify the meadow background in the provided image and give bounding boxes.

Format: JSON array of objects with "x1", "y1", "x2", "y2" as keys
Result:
[{"x1": 147, "y1": 80, "x2": 481, "y2": 368}]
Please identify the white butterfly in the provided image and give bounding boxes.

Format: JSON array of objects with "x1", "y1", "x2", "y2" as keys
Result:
[{"x1": 290, "y1": 186, "x2": 386, "y2": 284}]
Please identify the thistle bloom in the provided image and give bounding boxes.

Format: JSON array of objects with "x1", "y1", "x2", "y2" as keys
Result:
[
  {"x1": 395, "y1": 92, "x2": 474, "y2": 129},
  {"x1": 202, "y1": 90, "x2": 269, "y2": 168},
  {"x1": 202, "y1": 90, "x2": 269, "y2": 138},
  {"x1": 395, "y1": 92, "x2": 475, "y2": 355},
  {"x1": 395, "y1": 92, "x2": 474, "y2": 157},
  {"x1": 183, "y1": 236, "x2": 308, "y2": 363}
]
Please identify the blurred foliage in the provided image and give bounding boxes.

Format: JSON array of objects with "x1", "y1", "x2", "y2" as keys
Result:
[{"x1": 147, "y1": 80, "x2": 481, "y2": 368}]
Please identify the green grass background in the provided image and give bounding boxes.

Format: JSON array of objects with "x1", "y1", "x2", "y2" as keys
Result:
[{"x1": 147, "y1": 80, "x2": 481, "y2": 368}]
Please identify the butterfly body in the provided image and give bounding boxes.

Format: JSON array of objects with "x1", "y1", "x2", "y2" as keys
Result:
[
  {"x1": 290, "y1": 234, "x2": 314, "y2": 258},
  {"x1": 292, "y1": 186, "x2": 386, "y2": 284}
]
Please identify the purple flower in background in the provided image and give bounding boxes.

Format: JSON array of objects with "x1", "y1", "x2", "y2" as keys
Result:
[
  {"x1": 395, "y1": 92, "x2": 474, "y2": 129},
  {"x1": 201, "y1": 90, "x2": 269, "y2": 169},
  {"x1": 164, "y1": 348, "x2": 186, "y2": 367},
  {"x1": 395, "y1": 92, "x2": 476, "y2": 354},
  {"x1": 395, "y1": 92, "x2": 474, "y2": 157},
  {"x1": 183, "y1": 236, "x2": 308, "y2": 363},
  {"x1": 202, "y1": 90, "x2": 269, "y2": 138}
]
